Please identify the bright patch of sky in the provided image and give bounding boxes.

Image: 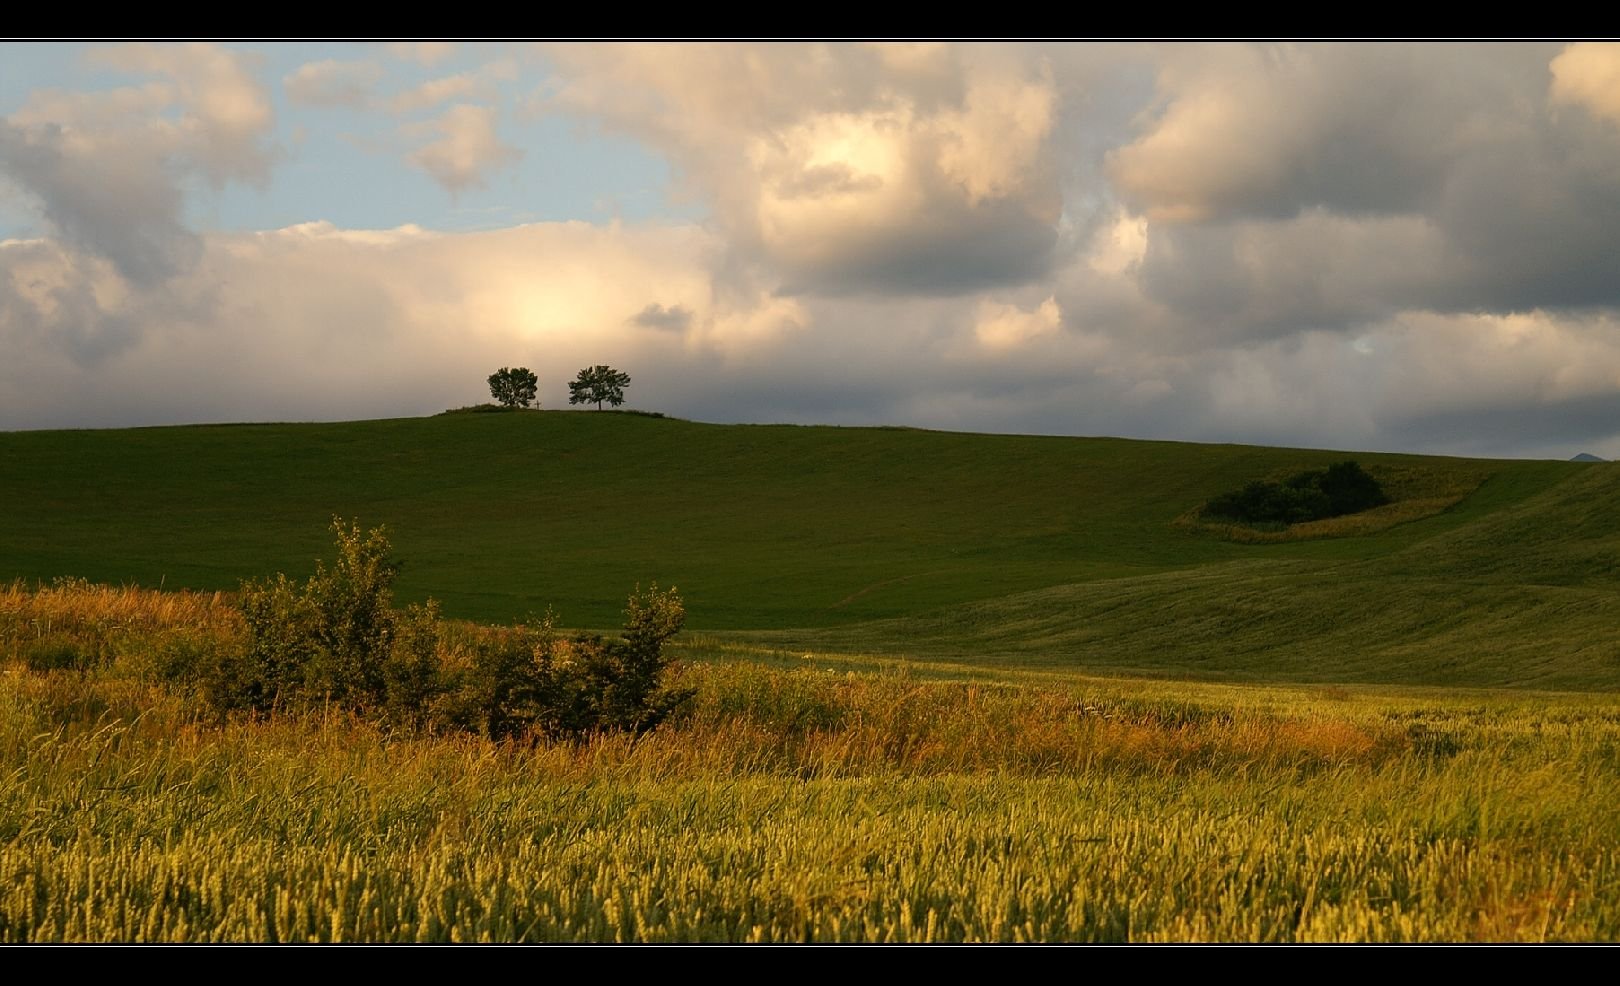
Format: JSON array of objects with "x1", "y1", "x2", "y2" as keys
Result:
[{"x1": 0, "y1": 42, "x2": 692, "y2": 239}]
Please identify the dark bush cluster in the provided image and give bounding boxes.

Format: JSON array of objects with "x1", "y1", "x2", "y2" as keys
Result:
[
  {"x1": 1203, "y1": 461, "x2": 1388, "y2": 527},
  {"x1": 207, "y1": 519, "x2": 688, "y2": 739}
]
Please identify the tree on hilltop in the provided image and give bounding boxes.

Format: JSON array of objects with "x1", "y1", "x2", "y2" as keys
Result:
[
  {"x1": 488, "y1": 367, "x2": 539, "y2": 409},
  {"x1": 568, "y1": 365, "x2": 631, "y2": 410}
]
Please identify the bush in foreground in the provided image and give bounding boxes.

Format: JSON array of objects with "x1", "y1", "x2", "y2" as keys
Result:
[{"x1": 209, "y1": 519, "x2": 687, "y2": 738}]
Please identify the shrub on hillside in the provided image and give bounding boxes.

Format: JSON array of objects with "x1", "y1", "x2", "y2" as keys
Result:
[
  {"x1": 1318, "y1": 460, "x2": 1387, "y2": 515},
  {"x1": 1203, "y1": 461, "x2": 1388, "y2": 527}
]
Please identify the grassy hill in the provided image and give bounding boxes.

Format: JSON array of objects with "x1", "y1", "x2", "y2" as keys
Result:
[
  {"x1": 8, "y1": 412, "x2": 1620, "y2": 942},
  {"x1": 3, "y1": 411, "x2": 1614, "y2": 687}
]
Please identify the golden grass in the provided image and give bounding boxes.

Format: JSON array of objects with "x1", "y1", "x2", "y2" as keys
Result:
[
  {"x1": 0, "y1": 579, "x2": 238, "y2": 671},
  {"x1": 4, "y1": 658, "x2": 1620, "y2": 942},
  {"x1": 0, "y1": 578, "x2": 236, "y2": 635},
  {"x1": 5, "y1": 581, "x2": 1620, "y2": 941}
]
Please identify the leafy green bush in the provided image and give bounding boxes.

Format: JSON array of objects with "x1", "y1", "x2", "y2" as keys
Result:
[
  {"x1": 1204, "y1": 461, "x2": 1387, "y2": 527},
  {"x1": 432, "y1": 587, "x2": 690, "y2": 740},
  {"x1": 434, "y1": 621, "x2": 553, "y2": 740},
  {"x1": 211, "y1": 519, "x2": 408, "y2": 714},
  {"x1": 303, "y1": 521, "x2": 398, "y2": 704},
  {"x1": 384, "y1": 601, "x2": 444, "y2": 729},
  {"x1": 1318, "y1": 460, "x2": 1387, "y2": 516},
  {"x1": 546, "y1": 585, "x2": 691, "y2": 738},
  {"x1": 210, "y1": 519, "x2": 689, "y2": 739}
]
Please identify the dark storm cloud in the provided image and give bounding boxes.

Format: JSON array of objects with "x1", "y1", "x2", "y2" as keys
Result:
[
  {"x1": 1388, "y1": 392, "x2": 1620, "y2": 459},
  {"x1": 773, "y1": 197, "x2": 1060, "y2": 297},
  {"x1": 1110, "y1": 42, "x2": 1620, "y2": 340},
  {"x1": 1429, "y1": 115, "x2": 1620, "y2": 313},
  {"x1": 1110, "y1": 43, "x2": 1561, "y2": 224}
]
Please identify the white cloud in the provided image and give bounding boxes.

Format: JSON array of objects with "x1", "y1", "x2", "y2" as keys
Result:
[
  {"x1": 9, "y1": 214, "x2": 1620, "y2": 458},
  {"x1": 404, "y1": 104, "x2": 521, "y2": 192},
  {"x1": 1107, "y1": 43, "x2": 1552, "y2": 224},
  {"x1": 86, "y1": 42, "x2": 275, "y2": 185},
  {"x1": 391, "y1": 73, "x2": 480, "y2": 114},
  {"x1": 284, "y1": 58, "x2": 383, "y2": 108},
  {"x1": 934, "y1": 62, "x2": 1056, "y2": 204},
  {"x1": 390, "y1": 59, "x2": 517, "y2": 115},
  {"x1": 0, "y1": 218, "x2": 823, "y2": 426}
]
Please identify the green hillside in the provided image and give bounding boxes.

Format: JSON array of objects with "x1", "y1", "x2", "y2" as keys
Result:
[{"x1": 2, "y1": 411, "x2": 1613, "y2": 687}]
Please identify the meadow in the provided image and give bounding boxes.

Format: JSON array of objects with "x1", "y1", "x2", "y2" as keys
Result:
[
  {"x1": 0, "y1": 411, "x2": 1577, "y2": 631},
  {"x1": 4, "y1": 583, "x2": 1619, "y2": 941},
  {"x1": 3, "y1": 414, "x2": 1619, "y2": 941}
]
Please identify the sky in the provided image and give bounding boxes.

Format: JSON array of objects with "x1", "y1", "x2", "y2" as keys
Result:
[{"x1": 5, "y1": 41, "x2": 1620, "y2": 458}]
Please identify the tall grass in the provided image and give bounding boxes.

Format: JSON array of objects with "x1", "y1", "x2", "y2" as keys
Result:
[
  {"x1": 3, "y1": 583, "x2": 1619, "y2": 941},
  {"x1": 0, "y1": 578, "x2": 235, "y2": 640}
]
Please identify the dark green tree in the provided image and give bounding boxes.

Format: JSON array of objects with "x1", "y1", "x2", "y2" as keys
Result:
[
  {"x1": 1202, "y1": 461, "x2": 1386, "y2": 527},
  {"x1": 567, "y1": 365, "x2": 631, "y2": 410},
  {"x1": 487, "y1": 366, "x2": 539, "y2": 408}
]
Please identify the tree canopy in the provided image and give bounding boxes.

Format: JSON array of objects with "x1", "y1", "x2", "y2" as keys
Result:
[
  {"x1": 1203, "y1": 461, "x2": 1387, "y2": 526},
  {"x1": 487, "y1": 367, "x2": 538, "y2": 409},
  {"x1": 568, "y1": 365, "x2": 631, "y2": 410}
]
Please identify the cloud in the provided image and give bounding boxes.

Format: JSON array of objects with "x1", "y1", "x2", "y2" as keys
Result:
[
  {"x1": 1086, "y1": 212, "x2": 1148, "y2": 277},
  {"x1": 284, "y1": 58, "x2": 383, "y2": 108},
  {"x1": 0, "y1": 218, "x2": 817, "y2": 428},
  {"x1": 0, "y1": 120, "x2": 198, "y2": 285},
  {"x1": 0, "y1": 43, "x2": 273, "y2": 286},
  {"x1": 0, "y1": 235, "x2": 207, "y2": 365},
  {"x1": 86, "y1": 43, "x2": 275, "y2": 185},
  {"x1": 390, "y1": 60, "x2": 516, "y2": 115},
  {"x1": 631, "y1": 303, "x2": 692, "y2": 331},
  {"x1": 9, "y1": 215, "x2": 1620, "y2": 460},
  {"x1": 10, "y1": 41, "x2": 1620, "y2": 460},
  {"x1": 538, "y1": 43, "x2": 1063, "y2": 295},
  {"x1": 391, "y1": 73, "x2": 480, "y2": 114},
  {"x1": 1096, "y1": 42, "x2": 1620, "y2": 339},
  {"x1": 286, "y1": 55, "x2": 517, "y2": 116},
  {"x1": 404, "y1": 104, "x2": 522, "y2": 192},
  {"x1": 1550, "y1": 42, "x2": 1620, "y2": 126},
  {"x1": 1107, "y1": 43, "x2": 1554, "y2": 224},
  {"x1": 388, "y1": 42, "x2": 457, "y2": 67},
  {"x1": 974, "y1": 296, "x2": 1061, "y2": 350}
]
